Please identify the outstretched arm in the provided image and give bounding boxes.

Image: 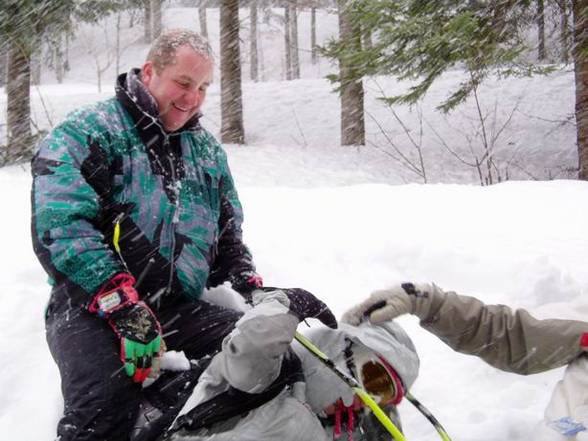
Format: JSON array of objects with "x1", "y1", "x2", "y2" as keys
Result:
[{"x1": 343, "y1": 283, "x2": 588, "y2": 375}]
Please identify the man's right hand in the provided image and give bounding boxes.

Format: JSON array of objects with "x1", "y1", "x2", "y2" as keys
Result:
[
  {"x1": 108, "y1": 302, "x2": 162, "y2": 382},
  {"x1": 89, "y1": 273, "x2": 163, "y2": 383}
]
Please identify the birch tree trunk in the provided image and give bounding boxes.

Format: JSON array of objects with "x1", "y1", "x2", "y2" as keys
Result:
[{"x1": 220, "y1": 0, "x2": 245, "y2": 144}]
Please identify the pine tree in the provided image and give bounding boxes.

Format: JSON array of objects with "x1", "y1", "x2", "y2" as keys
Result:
[
  {"x1": 0, "y1": 0, "x2": 126, "y2": 165},
  {"x1": 322, "y1": 1, "x2": 588, "y2": 178}
]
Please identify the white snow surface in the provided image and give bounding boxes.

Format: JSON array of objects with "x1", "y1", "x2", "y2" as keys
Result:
[{"x1": 0, "y1": 6, "x2": 587, "y2": 441}]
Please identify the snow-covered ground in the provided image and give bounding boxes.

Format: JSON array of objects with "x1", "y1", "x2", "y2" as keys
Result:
[{"x1": 0, "y1": 5, "x2": 586, "y2": 441}]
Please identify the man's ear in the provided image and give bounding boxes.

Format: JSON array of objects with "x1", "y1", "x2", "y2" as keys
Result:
[{"x1": 142, "y1": 61, "x2": 154, "y2": 86}]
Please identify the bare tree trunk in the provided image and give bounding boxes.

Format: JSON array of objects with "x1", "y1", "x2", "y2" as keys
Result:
[
  {"x1": 220, "y1": 0, "x2": 245, "y2": 144},
  {"x1": 64, "y1": 31, "x2": 70, "y2": 72},
  {"x1": 574, "y1": 0, "x2": 588, "y2": 179},
  {"x1": 144, "y1": 0, "x2": 152, "y2": 43},
  {"x1": 116, "y1": 13, "x2": 121, "y2": 76},
  {"x1": 151, "y1": 0, "x2": 163, "y2": 40},
  {"x1": 96, "y1": 63, "x2": 102, "y2": 94},
  {"x1": 290, "y1": 0, "x2": 300, "y2": 79},
  {"x1": 537, "y1": 0, "x2": 546, "y2": 60},
  {"x1": 199, "y1": 0, "x2": 208, "y2": 39},
  {"x1": 0, "y1": 43, "x2": 7, "y2": 87},
  {"x1": 311, "y1": 7, "x2": 317, "y2": 64},
  {"x1": 263, "y1": 3, "x2": 271, "y2": 25},
  {"x1": 6, "y1": 40, "x2": 32, "y2": 163},
  {"x1": 30, "y1": 34, "x2": 42, "y2": 86},
  {"x1": 55, "y1": 36, "x2": 64, "y2": 84},
  {"x1": 561, "y1": 0, "x2": 570, "y2": 64},
  {"x1": 250, "y1": 0, "x2": 259, "y2": 81},
  {"x1": 284, "y1": 5, "x2": 292, "y2": 80},
  {"x1": 363, "y1": 29, "x2": 373, "y2": 49},
  {"x1": 338, "y1": 0, "x2": 365, "y2": 146}
]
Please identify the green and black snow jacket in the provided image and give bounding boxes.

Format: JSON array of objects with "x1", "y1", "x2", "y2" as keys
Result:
[{"x1": 31, "y1": 70, "x2": 255, "y2": 309}]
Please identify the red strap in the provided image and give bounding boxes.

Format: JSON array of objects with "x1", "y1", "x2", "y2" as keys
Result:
[
  {"x1": 581, "y1": 333, "x2": 588, "y2": 349},
  {"x1": 333, "y1": 400, "x2": 343, "y2": 439},
  {"x1": 346, "y1": 405, "x2": 354, "y2": 441}
]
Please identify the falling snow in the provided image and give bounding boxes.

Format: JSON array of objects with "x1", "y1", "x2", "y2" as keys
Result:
[{"x1": 0, "y1": 4, "x2": 586, "y2": 441}]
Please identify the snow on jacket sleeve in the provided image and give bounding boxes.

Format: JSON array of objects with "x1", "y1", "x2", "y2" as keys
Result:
[
  {"x1": 31, "y1": 115, "x2": 123, "y2": 300},
  {"x1": 208, "y1": 290, "x2": 300, "y2": 393},
  {"x1": 419, "y1": 284, "x2": 588, "y2": 375},
  {"x1": 206, "y1": 148, "x2": 257, "y2": 296}
]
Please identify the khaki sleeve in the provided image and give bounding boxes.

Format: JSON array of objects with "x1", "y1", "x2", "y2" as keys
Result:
[{"x1": 419, "y1": 285, "x2": 588, "y2": 375}]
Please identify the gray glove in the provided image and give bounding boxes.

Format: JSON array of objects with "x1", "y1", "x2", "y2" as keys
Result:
[{"x1": 341, "y1": 282, "x2": 438, "y2": 325}]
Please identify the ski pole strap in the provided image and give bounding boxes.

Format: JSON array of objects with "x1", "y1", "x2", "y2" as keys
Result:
[
  {"x1": 405, "y1": 392, "x2": 452, "y2": 441},
  {"x1": 294, "y1": 332, "x2": 406, "y2": 441}
]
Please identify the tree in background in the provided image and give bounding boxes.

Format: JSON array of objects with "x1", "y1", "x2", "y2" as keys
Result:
[
  {"x1": 537, "y1": 0, "x2": 546, "y2": 60},
  {"x1": 333, "y1": 0, "x2": 365, "y2": 145},
  {"x1": 199, "y1": 0, "x2": 208, "y2": 39},
  {"x1": 0, "y1": 1, "x2": 72, "y2": 164},
  {"x1": 250, "y1": 0, "x2": 259, "y2": 82},
  {"x1": 290, "y1": 0, "x2": 300, "y2": 79},
  {"x1": 322, "y1": 0, "x2": 587, "y2": 177},
  {"x1": 143, "y1": 0, "x2": 152, "y2": 42},
  {"x1": 0, "y1": 43, "x2": 7, "y2": 87},
  {"x1": 574, "y1": 1, "x2": 588, "y2": 179},
  {"x1": 559, "y1": 0, "x2": 571, "y2": 64},
  {"x1": 0, "y1": 0, "x2": 125, "y2": 165},
  {"x1": 284, "y1": 3, "x2": 293, "y2": 79},
  {"x1": 151, "y1": 0, "x2": 162, "y2": 39},
  {"x1": 220, "y1": 0, "x2": 245, "y2": 143}
]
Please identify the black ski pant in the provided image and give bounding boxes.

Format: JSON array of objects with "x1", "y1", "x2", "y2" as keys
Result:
[{"x1": 46, "y1": 295, "x2": 243, "y2": 441}]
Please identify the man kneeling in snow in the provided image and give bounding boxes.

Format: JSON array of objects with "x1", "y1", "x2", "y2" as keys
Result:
[{"x1": 137, "y1": 287, "x2": 419, "y2": 441}]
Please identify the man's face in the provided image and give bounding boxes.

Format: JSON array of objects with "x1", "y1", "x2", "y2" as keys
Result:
[{"x1": 142, "y1": 45, "x2": 213, "y2": 132}]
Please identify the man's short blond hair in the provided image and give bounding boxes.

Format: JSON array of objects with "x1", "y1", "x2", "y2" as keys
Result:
[{"x1": 146, "y1": 29, "x2": 213, "y2": 73}]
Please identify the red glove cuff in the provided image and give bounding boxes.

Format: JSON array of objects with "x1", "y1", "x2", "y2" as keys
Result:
[
  {"x1": 88, "y1": 273, "x2": 138, "y2": 318},
  {"x1": 581, "y1": 332, "x2": 588, "y2": 349}
]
